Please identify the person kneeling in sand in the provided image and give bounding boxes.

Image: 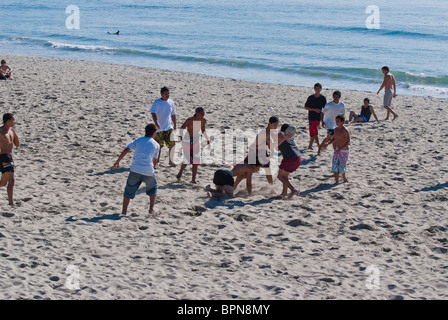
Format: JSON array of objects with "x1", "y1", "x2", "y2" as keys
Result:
[
  {"x1": 204, "y1": 162, "x2": 262, "y2": 198},
  {"x1": 176, "y1": 107, "x2": 210, "y2": 184},
  {"x1": 277, "y1": 124, "x2": 301, "y2": 199},
  {"x1": 113, "y1": 124, "x2": 160, "y2": 215},
  {"x1": 321, "y1": 115, "x2": 350, "y2": 184}
]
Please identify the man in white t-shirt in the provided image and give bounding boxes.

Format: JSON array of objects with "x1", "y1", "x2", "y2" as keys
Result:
[
  {"x1": 114, "y1": 124, "x2": 160, "y2": 215},
  {"x1": 318, "y1": 91, "x2": 345, "y2": 155},
  {"x1": 149, "y1": 86, "x2": 177, "y2": 166}
]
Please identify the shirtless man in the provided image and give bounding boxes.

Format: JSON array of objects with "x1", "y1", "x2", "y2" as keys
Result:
[
  {"x1": 0, "y1": 60, "x2": 13, "y2": 80},
  {"x1": 321, "y1": 114, "x2": 350, "y2": 184},
  {"x1": 377, "y1": 66, "x2": 398, "y2": 121},
  {"x1": 176, "y1": 107, "x2": 210, "y2": 184},
  {"x1": 204, "y1": 162, "x2": 262, "y2": 198},
  {"x1": 246, "y1": 116, "x2": 279, "y2": 184},
  {"x1": 0, "y1": 113, "x2": 20, "y2": 205}
]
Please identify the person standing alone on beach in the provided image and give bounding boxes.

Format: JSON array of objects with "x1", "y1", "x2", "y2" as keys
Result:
[
  {"x1": 150, "y1": 86, "x2": 177, "y2": 166},
  {"x1": 0, "y1": 113, "x2": 20, "y2": 206},
  {"x1": 304, "y1": 83, "x2": 326, "y2": 150},
  {"x1": 377, "y1": 66, "x2": 398, "y2": 121}
]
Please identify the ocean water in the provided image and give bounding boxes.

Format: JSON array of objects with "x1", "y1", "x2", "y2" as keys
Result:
[{"x1": 1, "y1": 0, "x2": 448, "y2": 97}]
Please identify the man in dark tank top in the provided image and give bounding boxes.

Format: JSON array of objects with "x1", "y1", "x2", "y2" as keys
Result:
[{"x1": 348, "y1": 98, "x2": 380, "y2": 123}]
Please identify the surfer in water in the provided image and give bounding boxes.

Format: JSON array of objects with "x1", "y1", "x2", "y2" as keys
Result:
[{"x1": 108, "y1": 30, "x2": 120, "y2": 35}]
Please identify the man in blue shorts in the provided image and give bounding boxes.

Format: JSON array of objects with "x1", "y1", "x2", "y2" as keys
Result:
[
  {"x1": 114, "y1": 124, "x2": 160, "y2": 215},
  {"x1": 348, "y1": 98, "x2": 379, "y2": 123}
]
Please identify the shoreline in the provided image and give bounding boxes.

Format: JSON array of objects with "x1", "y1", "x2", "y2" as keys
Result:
[
  {"x1": 2, "y1": 52, "x2": 447, "y2": 100},
  {"x1": 0, "y1": 53, "x2": 447, "y2": 300}
]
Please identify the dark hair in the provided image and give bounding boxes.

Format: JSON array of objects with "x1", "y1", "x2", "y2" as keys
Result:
[
  {"x1": 195, "y1": 107, "x2": 204, "y2": 114},
  {"x1": 280, "y1": 123, "x2": 289, "y2": 132},
  {"x1": 3, "y1": 113, "x2": 14, "y2": 124},
  {"x1": 314, "y1": 83, "x2": 322, "y2": 89},
  {"x1": 382, "y1": 66, "x2": 389, "y2": 72},
  {"x1": 1, "y1": 60, "x2": 5, "y2": 64},
  {"x1": 269, "y1": 116, "x2": 279, "y2": 124},
  {"x1": 160, "y1": 86, "x2": 169, "y2": 94},
  {"x1": 145, "y1": 123, "x2": 157, "y2": 137},
  {"x1": 364, "y1": 98, "x2": 370, "y2": 102},
  {"x1": 333, "y1": 91, "x2": 341, "y2": 98},
  {"x1": 336, "y1": 114, "x2": 345, "y2": 122}
]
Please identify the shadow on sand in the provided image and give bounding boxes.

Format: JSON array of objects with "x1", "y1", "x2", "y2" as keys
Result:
[
  {"x1": 414, "y1": 181, "x2": 448, "y2": 193},
  {"x1": 299, "y1": 183, "x2": 336, "y2": 196},
  {"x1": 204, "y1": 196, "x2": 281, "y2": 210},
  {"x1": 66, "y1": 213, "x2": 125, "y2": 223}
]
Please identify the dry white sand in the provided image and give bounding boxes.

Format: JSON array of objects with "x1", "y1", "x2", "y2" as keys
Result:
[{"x1": 0, "y1": 54, "x2": 447, "y2": 300}]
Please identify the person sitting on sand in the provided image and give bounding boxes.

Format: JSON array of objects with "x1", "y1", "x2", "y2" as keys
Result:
[
  {"x1": 348, "y1": 98, "x2": 379, "y2": 123},
  {"x1": 320, "y1": 115, "x2": 350, "y2": 185},
  {"x1": 0, "y1": 60, "x2": 13, "y2": 80},
  {"x1": 204, "y1": 162, "x2": 262, "y2": 198},
  {"x1": 113, "y1": 124, "x2": 160, "y2": 215},
  {"x1": 0, "y1": 113, "x2": 20, "y2": 206},
  {"x1": 176, "y1": 107, "x2": 210, "y2": 184},
  {"x1": 277, "y1": 124, "x2": 301, "y2": 199},
  {"x1": 245, "y1": 116, "x2": 279, "y2": 184}
]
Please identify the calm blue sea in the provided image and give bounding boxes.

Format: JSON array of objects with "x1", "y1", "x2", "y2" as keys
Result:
[{"x1": 1, "y1": 0, "x2": 448, "y2": 97}]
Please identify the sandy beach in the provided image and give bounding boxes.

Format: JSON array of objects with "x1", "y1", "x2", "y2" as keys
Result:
[{"x1": 0, "y1": 53, "x2": 447, "y2": 300}]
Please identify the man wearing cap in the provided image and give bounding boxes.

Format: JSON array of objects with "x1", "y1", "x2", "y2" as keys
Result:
[{"x1": 318, "y1": 91, "x2": 345, "y2": 155}]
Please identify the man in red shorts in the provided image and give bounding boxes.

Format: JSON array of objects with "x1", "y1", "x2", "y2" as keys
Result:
[{"x1": 304, "y1": 83, "x2": 326, "y2": 151}]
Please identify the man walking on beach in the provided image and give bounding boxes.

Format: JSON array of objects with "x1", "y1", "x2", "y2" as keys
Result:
[
  {"x1": 0, "y1": 113, "x2": 20, "y2": 206},
  {"x1": 318, "y1": 91, "x2": 345, "y2": 155},
  {"x1": 150, "y1": 86, "x2": 177, "y2": 166},
  {"x1": 377, "y1": 66, "x2": 398, "y2": 121},
  {"x1": 113, "y1": 124, "x2": 160, "y2": 215},
  {"x1": 304, "y1": 83, "x2": 326, "y2": 150}
]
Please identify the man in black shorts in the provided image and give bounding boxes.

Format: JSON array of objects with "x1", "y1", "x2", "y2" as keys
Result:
[
  {"x1": 204, "y1": 162, "x2": 262, "y2": 198},
  {"x1": 0, "y1": 113, "x2": 20, "y2": 205}
]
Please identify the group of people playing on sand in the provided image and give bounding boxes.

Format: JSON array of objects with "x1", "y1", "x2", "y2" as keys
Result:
[
  {"x1": 0, "y1": 61, "x2": 397, "y2": 214},
  {"x1": 110, "y1": 66, "x2": 398, "y2": 215}
]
